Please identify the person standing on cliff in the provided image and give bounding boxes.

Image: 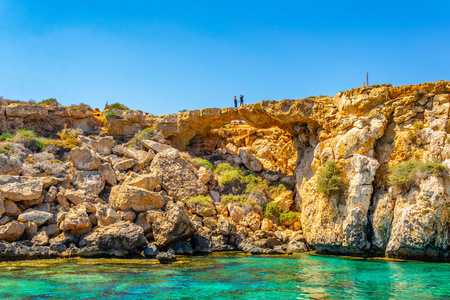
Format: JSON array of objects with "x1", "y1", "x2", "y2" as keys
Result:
[
  {"x1": 234, "y1": 96, "x2": 237, "y2": 107},
  {"x1": 240, "y1": 95, "x2": 244, "y2": 106}
]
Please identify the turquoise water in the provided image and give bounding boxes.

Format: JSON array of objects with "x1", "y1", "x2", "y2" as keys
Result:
[{"x1": 0, "y1": 253, "x2": 449, "y2": 299}]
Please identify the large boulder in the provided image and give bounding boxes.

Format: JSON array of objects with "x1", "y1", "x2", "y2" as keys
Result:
[
  {"x1": 238, "y1": 148, "x2": 263, "y2": 172},
  {"x1": 18, "y1": 209, "x2": 53, "y2": 226},
  {"x1": 0, "y1": 154, "x2": 21, "y2": 175},
  {"x1": 83, "y1": 221, "x2": 147, "y2": 252},
  {"x1": 109, "y1": 185, "x2": 165, "y2": 212},
  {"x1": 123, "y1": 173, "x2": 160, "y2": 191},
  {"x1": 0, "y1": 221, "x2": 25, "y2": 241},
  {"x1": 94, "y1": 203, "x2": 119, "y2": 226},
  {"x1": 0, "y1": 180, "x2": 43, "y2": 201},
  {"x1": 70, "y1": 171, "x2": 105, "y2": 195},
  {"x1": 150, "y1": 153, "x2": 207, "y2": 200},
  {"x1": 152, "y1": 205, "x2": 196, "y2": 246},
  {"x1": 58, "y1": 206, "x2": 91, "y2": 231},
  {"x1": 142, "y1": 140, "x2": 170, "y2": 153},
  {"x1": 69, "y1": 146, "x2": 101, "y2": 171}
]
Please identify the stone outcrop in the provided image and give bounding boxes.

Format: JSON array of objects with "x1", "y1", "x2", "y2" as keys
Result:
[
  {"x1": 0, "y1": 80, "x2": 449, "y2": 261},
  {"x1": 109, "y1": 185, "x2": 165, "y2": 212},
  {"x1": 150, "y1": 153, "x2": 207, "y2": 200},
  {"x1": 152, "y1": 205, "x2": 196, "y2": 246}
]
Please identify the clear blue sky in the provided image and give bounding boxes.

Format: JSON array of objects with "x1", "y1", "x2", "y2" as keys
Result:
[{"x1": 0, "y1": 1, "x2": 449, "y2": 115}]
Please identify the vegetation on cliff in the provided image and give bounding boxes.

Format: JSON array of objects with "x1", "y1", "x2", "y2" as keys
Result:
[
  {"x1": 388, "y1": 160, "x2": 446, "y2": 192},
  {"x1": 104, "y1": 102, "x2": 129, "y2": 110},
  {"x1": 316, "y1": 161, "x2": 346, "y2": 197}
]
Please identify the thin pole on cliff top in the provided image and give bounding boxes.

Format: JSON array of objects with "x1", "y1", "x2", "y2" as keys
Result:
[{"x1": 366, "y1": 73, "x2": 369, "y2": 86}]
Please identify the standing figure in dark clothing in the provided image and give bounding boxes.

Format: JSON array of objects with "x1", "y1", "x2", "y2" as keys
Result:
[
  {"x1": 234, "y1": 96, "x2": 237, "y2": 107},
  {"x1": 240, "y1": 95, "x2": 244, "y2": 106}
]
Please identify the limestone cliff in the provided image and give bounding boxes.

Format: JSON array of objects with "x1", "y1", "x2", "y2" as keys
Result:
[{"x1": 0, "y1": 80, "x2": 449, "y2": 261}]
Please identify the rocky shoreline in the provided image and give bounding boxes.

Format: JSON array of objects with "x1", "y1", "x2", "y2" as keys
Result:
[{"x1": 1, "y1": 80, "x2": 450, "y2": 262}]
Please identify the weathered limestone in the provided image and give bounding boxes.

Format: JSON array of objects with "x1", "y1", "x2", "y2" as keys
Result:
[
  {"x1": 109, "y1": 185, "x2": 165, "y2": 212},
  {"x1": 150, "y1": 153, "x2": 207, "y2": 200},
  {"x1": 69, "y1": 147, "x2": 101, "y2": 170},
  {"x1": 152, "y1": 205, "x2": 196, "y2": 246}
]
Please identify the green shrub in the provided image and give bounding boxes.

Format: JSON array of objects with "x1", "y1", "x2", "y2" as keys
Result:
[
  {"x1": 0, "y1": 133, "x2": 14, "y2": 141},
  {"x1": 264, "y1": 202, "x2": 282, "y2": 219},
  {"x1": 105, "y1": 111, "x2": 119, "y2": 119},
  {"x1": 269, "y1": 184, "x2": 287, "y2": 198},
  {"x1": 221, "y1": 194, "x2": 260, "y2": 210},
  {"x1": 195, "y1": 158, "x2": 214, "y2": 170},
  {"x1": 388, "y1": 160, "x2": 446, "y2": 192},
  {"x1": 15, "y1": 129, "x2": 47, "y2": 150},
  {"x1": 0, "y1": 147, "x2": 11, "y2": 155},
  {"x1": 413, "y1": 121, "x2": 424, "y2": 130},
  {"x1": 185, "y1": 195, "x2": 214, "y2": 208},
  {"x1": 279, "y1": 211, "x2": 299, "y2": 224},
  {"x1": 216, "y1": 163, "x2": 244, "y2": 188},
  {"x1": 105, "y1": 102, "x2": 129, "y2": 110},
  {"x1": 38, "y1": 98, "x2": 58, "y2": 106},
  {"x1": 244, "y1": 174, "x2": 268, "y2": 194},
  {"x1": 127, "y1": 127, "x2": 158, "y2": 148},
  {"x1": 316, "y1": 161, "x2": 346, "y2": 196}
]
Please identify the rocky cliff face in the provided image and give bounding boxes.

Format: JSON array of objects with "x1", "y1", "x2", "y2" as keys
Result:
[{"x1": 0, "y1": 80, "x2": 449, "y2": 261}]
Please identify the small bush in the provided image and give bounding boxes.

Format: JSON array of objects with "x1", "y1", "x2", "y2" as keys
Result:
[
  {"x1": 413, "y1": 121, "x2": 424, "y2": 130},
  {"x1": 244, "y1": 174, "x2": 268, "y2": 194},
  {"x1": 57, "y1": 126, "x2": 82, "y2": 140},
  {"x1": 0, "y1": 133, "x2": 14, "y2": 141},
  {"x1": 195, "y1": 158, "x2": 214, "y2": 170},
  {"x1": 105, "y1": 102, "x2": 129, "y2": 110},
  {"x1": 264, "y1": 202, "x2": 282, "y2": 219},
  {"x1": 316, "y1": 161, "x2": 346, "y2": 197},
  {"x1": 279, "y1": 211, "x2": 299, "y2": 224},
  {"x1": 185, "y1": 195, "x2": 214, "y2": 208},
  {"x1": 0, "y1": 147, "x2": 11, "y2": 155},
  {"x1": 269, "y1": 184, "x2": 287, "y2": 198},
  {"x1": 216, "y1": 163, "x2": 245, "y2": 188},
  {"x1": 14, "y1": 129, "x2": 46, "y2": 151},
  {"x1": 221, "y1": 194, "x2": 260, "y2": 211},
  {"x1": 105, "y1": 111, "x2": 119, "y2": 119},
  {"x1": 388, "y1": 160, "x2": 446, "y2": 192},
  {"x1": 39, "y1": 98, "x2": 58, "y2": 106}
]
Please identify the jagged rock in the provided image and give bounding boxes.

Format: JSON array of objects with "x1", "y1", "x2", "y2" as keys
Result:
[
  {"x1": 197, "y1": 167, "x2": 211, "y2": 184},
  {"x1": 135, "y1": 210, "x2": 164, "y2": 233},
  {"x1": 164, "y1": 147, "x2": 180, "y2": 159},
  {"x1": 58, "y1": 206, "x2": 91, "y2": 231},
  {"x1": 70, "y1": 171, "x2": 105, "y2": 195},
  {"x1": 94, "y1": 203, "x2": 119, "y2": 226},
  {"x1": 218, "y1": 216, "x2": 235, "y2": 235},
  {"x1": 238, "y1": 148, "x2": 262, "y2": 172},
  {"x1": 109, "y1": 185, "x2": 165, "y2": 212},
  {"x1": 113, "y1": 158, "x2": 137, "y2": 172},
  {"x1": 150, "y1": 153, "x2": 207, "y2": 200},
  {"x1": 118, "y1": 210, "x2": 136, "y2": 222},
  {"x1": 273, "y1": 191, "x2": 294, "y2": 211},
  {"x1": 0, "y1": 154, "x2": 21, "y2": 175},
  {"x1": 83, "y1": 221, "x2": 147, "y2": 252},
  {"x1": 18, "y1": 209, "x2": 53, "y2": 226},
  {"x1": 124, "y1": 147, "x2": 148, "y2": 161},
  {"x1": 383, "y1": 176, "x2": 450, "y2": 259},
  {"x1": 32, "y1": 231, "x2": 49, "y2": 246},
  {"x1": 245, "y1": 213, "x2": 261, "y2": 231},
  {"x1": 64, "y1": 189, "x2": 86, "y2": 205},
  {"x1": 0, "y1": 215, "x2": 10, "y2": 225},
  {"x1": 49, "y1": 231, "x2": 77, "y2": 245},
  {"x1": 142, "y1": 140, "x2": 170, "y2": 153},
  {"x1": 202, "y1": 216, "x2": 218, "y2": 230},
  {"x1": 152, "y1": 205, "x2": 196, "y2": 246},
  {"x1": 0, "y1": 221, "x2": 25, "y2": 241},
  {"x1": 69, "y1": 146, "x2": 101, "y2": 170},
  {"x1": 4, "y1": 200, "x2": 20, "y2": 216},
  {"x1": 99, "y1": 163, "x2": 117, "y2": 186},
  {"x1": 227, "y1": 204, "x2": 245, "y2": 223},
  {"x1": 261, "y1": 218, "x2": 273, "y2": 231},
  {"x1": 143, "y1": 243, "x2": 158, "y2": 257},
  {"x1": 156, "y1": 248, "x2": 177, "y2": 264},
  {"x1": 0, "y1": 180, "x2": 43, "y2": 201},
  {"x1": 123, "y1": 173, "x2": 160, "y2": 191}
]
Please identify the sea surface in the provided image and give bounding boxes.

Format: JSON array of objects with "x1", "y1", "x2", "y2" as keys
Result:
[{"x1": 0, "y1": 252, "x2": 449, "y2": 299}]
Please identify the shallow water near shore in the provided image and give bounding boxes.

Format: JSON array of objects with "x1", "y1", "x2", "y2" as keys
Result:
[{"x1": 0, "y1": 252, "x2": 449, "y2": 299}]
